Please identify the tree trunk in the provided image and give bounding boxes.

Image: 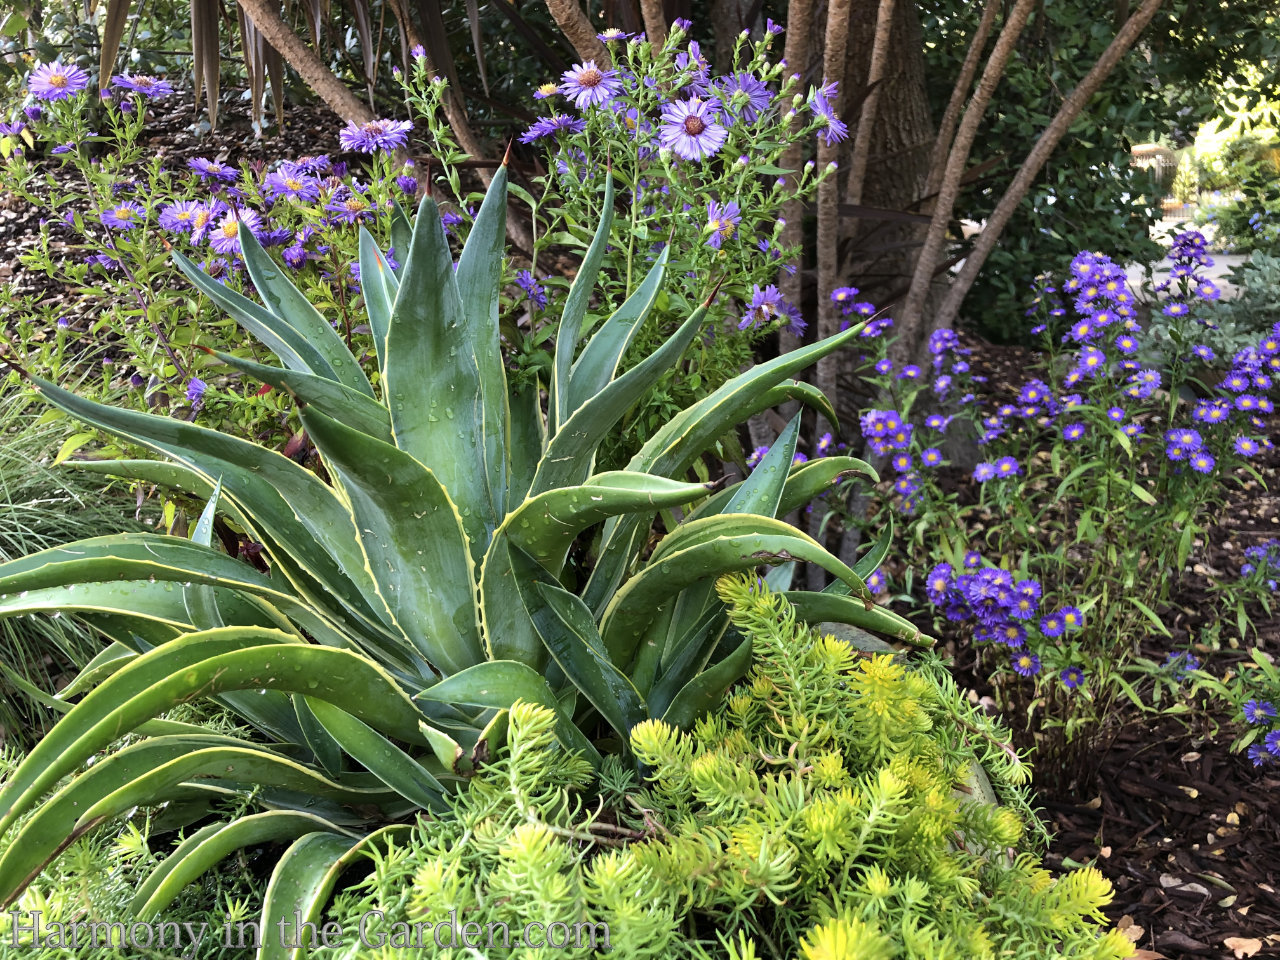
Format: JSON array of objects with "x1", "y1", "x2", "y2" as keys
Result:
[
  {"x1": 235, "y1": 0, "x2": 376, "y2": 125},
  {"x1": 544, "y1": 0, "x2": 611, "y2": 66}
]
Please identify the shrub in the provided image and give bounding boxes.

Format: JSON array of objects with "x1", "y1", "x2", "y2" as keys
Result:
[
  {"x1": 310, "y1": 578, "x2": 1133, "y2": 960},
  {"x1": 0, "y1": 169, "x2": 928, "y2": 932}
]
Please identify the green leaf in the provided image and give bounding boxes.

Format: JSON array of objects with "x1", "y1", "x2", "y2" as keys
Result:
[
  {"x1": 384, "y1": 193, "x2": 497, "y2": 551},
  {"x1": 26, "y1": 375, "x2": 392, "y2": 641},
  {"x1": 414, "y1": 661, "x2": 601, "y2": 765},
  {"x1": 1129, "y1": 597, "x2": 1171, "y2": 637},
  {"x1": 531, "y1": 307, "x2": 706, "y2": 495},
  {"x1": 358, "y1": 227, "x2": 398, "y2": 377},
  {"x1": 54, "y1": 642, "x2": 136, "y2": 700},
  {"x1": 661, "y1": 635, "x2": 753, "y2": 730},
  {"x1": 133, "y1": 812, "x2": 354, "y2": 920},
  {"x1": 237, "y1": 222, "x2": 373, "y2": 397},
  {"x1": 455, "y1": 164, "x2": 511, "y2": 522},
  {"x1": 207, "y1": 347, "x2": 393, "y2": 444},
  {"x1": 306, "y1": 699, "x2": 449, "y2": 809},
  {"x1": 568, "y1": 250, "x2": 666, "y2": 415},
  {"x1": 853, "y1": 517, "x2": 893, "y2": 580},
  {"x1": 258, "y1": 829, "x2": 410, "y2": 960},
  {"x1": 504, "y1": 472, "x2": 713, "y2": 569},
  {"x1": 781, "y1": 590, "x2": 934, "y2": 647},
  {"x1": 554, "y1": 172, "x2": 616, "y2": 432},
  {"x1": 523, "y1": 578, "x2": 646, "y2": 741},
  {"x1": 723, "y1": 414, "x2": 800, "y2": 518},
  {"x1": 299, "y1": 405, "x2": 483, "y2": 675}
]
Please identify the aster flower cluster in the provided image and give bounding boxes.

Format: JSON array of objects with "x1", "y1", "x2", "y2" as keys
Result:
[{"x1": 923, "y1": 560, "x2": 1086, "y2": 687}]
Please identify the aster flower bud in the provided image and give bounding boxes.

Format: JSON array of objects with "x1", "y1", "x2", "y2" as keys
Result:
[
  {"x1": 804, "y1": 160, "x2": 815, "y2": 172},
  {"x1": 735, "y1": 155, "x2": 748, "y2": 167}
]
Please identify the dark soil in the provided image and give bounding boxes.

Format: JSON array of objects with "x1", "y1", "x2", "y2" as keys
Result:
[{"x1": 4, "y1": 88, "x2": 1280, "y2": 959}]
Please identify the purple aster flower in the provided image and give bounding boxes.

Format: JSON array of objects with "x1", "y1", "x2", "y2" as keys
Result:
[
  {"x1": 188, "y1": 157, "x2": 239, "y2": 183},
  {"x1": 188, "y1": 201, "x2": 225, "y2": 244},
  {"x1": 559, "y1": 60, "x2": 621, "y2": 109},
  {"x1": 324, "y1": 191, "x2": 374, "y2": 224},
  {"x1": 440, "y1": 211, "x2": 464, "y2": 235},
  {"x1": 973, "y1": 462, "x2": 996, "y2": 482},
  {"x1": 338, "y1": 118, "x2": 413, "y2": 153},
  {"x1": 816, "y1": 433, "x2": 833, "y2": 456},
  {"x1": 1244, "y1": 700, "x2": 1277, "y2": 725},
  {"x1": 766, "y1": 18, "x2": 784, "y2": 34},
  {"x1": 1061, "y1": 666, "x2": 1085, "y2": 690},
  {"x1": 1190, "y1": 451, "x2": 1215, "y2": 474},
  {"x1": 921, "y1": 447, "x2": 942, "y2": 467},
  {"x1": 515, "y1": 269, "x2": 546, "y2": 309},
  {"x1": 158, "y1": 199, "x2": 204, "y2": 233},
  {"x1": 705, "y1": 200, "x2": 740, "y2": 249},
  {"x1": 1267, "y1": 730, "x2": 1280, "y2": 758},
  {"x1": 1106, "y1": 406, "x2": 1125, "y2": 422},
  {"x1": 793, "y1": 452, "x2": 808, "y2": 465},
  {"x1": 746, "y1": 445, "x2": 769, "y2": 468},
  {"x1": 110, "y1": 73, "x2": 174, "y2": 98},
  {"x1": 715, "y1": 72, "x2": 772, "y2": 123},
  {"x1": 1114, "y1": 332, "x2": 1138, "y2": 354},
  {"x1": 898, "y1": 364, "x2": 921, "y2": 380},
  {"x1": 1012, "y1": 652, "x2": 1041, "y2": 677},
  {"x1": 925, "y1": 414, "x2": 949, "y2": 432},
  {"x1": 1235, "y1": 436, "x2": 1261, "y2": 457},
  {"x1": 809, "y1": 79, "x2": 847, "y2": 145},
  {"x1": 1163, "y1": 301, "x2": 1191, "y2": 318},
  {"x1": 27, "y1": 61, "x2": 90, "y2": 101},
  {"x1": 208, "y1": 208, "x2": 264, "y2": 255},
  {"x1": 264, "y1": 167, "x2": 321, "y2": 202},
  {"x1": 596, "y1": 28, "x2": 634, "y2": 42},
  {"x1": 186, "y1": 377, "x2": 207, "y2": 403},
  {"x1": 994, "y1": 456, "x2": 1020, "y2": 477},
  {"x1": 874, "y1": 358, "x2": 893, "y2": 375},
  {"x1": 659, "y1": 97, "x2": 728, "y2": 161},
  {"x1": 519, "y1": 113, "x2": 587, "y2": 144},
  {"x1": 100, "y1": 200, "x2": 145, "y2": 230},
  {"x1": 1039, "y1": 612, "x2": 1064, "y2": 638},
  {"x1": 396, "y1": 173, "x2": 418, "y2": 197},
  {"x1": 1063, "y1": 422, "x2": 1086, "y2": 441},
  {"x1": 738, "y1": 284, "x2": 785, "y2": 329},
  {"x1": 51, "y1": 141, "x2": 75, "y2": 155},
  {"x1": 781, "y1": 301, "x2": 806, "y2": 337},
  {"x1": 532, "y1": 82, "x2": 560, "y2": 101},
  {"x1": 1192, "y1": 344, "x2": 1215, "y2": 362}
]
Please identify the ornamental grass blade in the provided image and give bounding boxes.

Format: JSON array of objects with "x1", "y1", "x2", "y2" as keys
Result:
[
  {"x1": 258, "y1": 827, "x2": 410, "y2": 960},
  {"x1": 414, "y1": 661, "x2": 601, "y2": 765},
  {"x1": 553, "y1": 172, "x2": 615, "y2": 433},
  {"x1": 133, "y1": 811, "x2": 354, "y2": 920},
  {"x1": 26, "y1": 375, "x2": 391, "y2": 637},
  {"x1": 299, "y1": 405, "x2": 483, "y2": 675},
  {"x1": 385, "y1": 193, "x2": 497, "y2": 551},
  {"x1": 237, "y1": 223, "x2": 373, "y2": 397},
  {"x1": 531, "y1": 308, "x2": 705, "y2": 496}
]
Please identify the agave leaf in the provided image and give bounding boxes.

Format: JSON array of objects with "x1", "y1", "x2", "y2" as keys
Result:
[
  {"x1": 54, "y1": 642, "x2": 136, "y2": 700},
  {"x1": 554, "y1": 172, "x2": 616, "y2": 433},
  {"x1": 389, "y1": 199, "x2": 413, "y2": 280},
  {"x1": 0, "y1": 535, "x2": 295, "y2": 606},
  {"x1": 171, "y1": 249, "x2": 342, "y2": 384},
  {"x1": 75, "y1": 746, "x2": 407, "y2": 829},
  {"x1": 586, "y1": 321, "x2": 868, "y2": 612},
  {"x1": 133, "y1": 811, "x2": 355, "y2": 920},
  {"x1": 507, "y1": 380, "x2": 545, "y2": 506},
  {"x1": 184, "y1": 480, "x2": 225, "y2": 630},
  {"x1": 520, "y1": 577, "x2": 646, "y2": 741},
  {"x1": 414, "y1": 661, "x2": 601, "y2": 765},
  {"x1": 0, "y1": 631, "x2": 436, "y2": 836},
  {"x1": 600, "y1": 521, "x2": 871, "y2": 678},
  {"x1": 647, "y1": 603, "x2": 728, "y2": 718},
  {"x1": 259, "y1": 827, "x2": 410, "y2": 960},
  {"x1": 306, "y1": 699, "x2": 449, "y2": 809},
  {"x1": 455, "y1": 164, "x2": 511, "y2": 521},
  {"x1": 293, "y1": 697, "x2": 343, "y2": 779},
  {"x1": 237, "y1": 223, "x2": 373, "y2": 397},
  {"x1": 531, "y1": 308, "x2": 706, "y2": 496},
  {"x1": 0, "y1": 580, "x2": 197, "y2": 631},
  {"x1": 67, "y1": 459, "x2": 253, "y2": 528},
  {"x1": 752, "y1": 379, "x2": 839, "y2": 432},
  {"x1": 358, "y1": 227, "x2": 398, "y2": 374},
  {"x1": 385, "y1": 194, "x2": 496, "y2": 552},
  {"x1": 781, "y1": 590, "x2": 934, "y2": 647},
  {"x1": 723, "y1": 414, "x2": 800, "y2": 517},
  {"x1": 567, "y1": 251, "x2": 667, "y2": 416},
  {"x1": 660, "y1": 634, "x2": 753, "y2": 730},
  {"x1": 26, "y1": 375, "x2": 392, "y2": 639},
  {"x1": 205, "y1": 347, "x2": 393, "y2": 443},
  {"x1": 299, "y1": 405, "x2": 483, "y2": 675},
  {"x1": 0, "y1": 735, "x2": 262, "y2": 908},
  {"x1": 476, "y1": 537, "x2": 543, "y2": 668},
  {"x1": 853, "y1": 518, "x2": 893, "y2": 580},
  {"x1": 504, "y1": 472, "x2": 713, "y2": 569}
]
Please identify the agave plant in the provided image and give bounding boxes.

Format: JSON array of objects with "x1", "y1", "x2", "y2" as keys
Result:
[{"x1": 0, "y1": 165, "x2": 929, "y2": 943}]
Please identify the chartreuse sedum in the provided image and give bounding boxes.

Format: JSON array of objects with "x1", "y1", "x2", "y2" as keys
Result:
[{"x1": 0, "y1": 164, "x2": 929, "y2": 949}]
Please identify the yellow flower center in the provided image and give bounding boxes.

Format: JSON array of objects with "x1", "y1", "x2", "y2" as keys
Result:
[
  {"x1": 49, "y1": 72, "x2": 68, "y2": 88},
  {"x1": 221, "y1": 220, "x2": 238, "y2": 238}
]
